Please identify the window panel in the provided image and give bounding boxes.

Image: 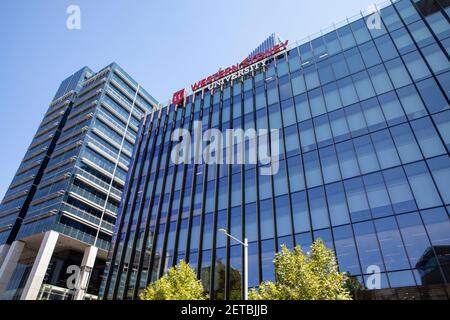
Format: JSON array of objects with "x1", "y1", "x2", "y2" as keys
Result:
[
  {"x1": 363, "y1": 172, "x2": 393, "y2": 218},
  {"x1": 345, "y1": 103, "x2": 368, "y2": 137},
  {"x1": 329, "y1": 109, "x2": 351, "y2": 142},
  {"x1": 384, "y1": 57, "x2": 412, "y2": 89},
  {"x1": 403, "y1": 51, "x2": 432, "y2": 81},
  {"x1": 333, "y1": 225, "x2": 361, "y2": 275},
  {"x1": 353, "y1": 135, "x2": 380, "y2": 174},
  {"x1": 260, "y1": 199, "x2": 274, "y2": 240},
  {"x1": 374, "y1": 34, "x2": 399, "y2": 61},
  {"x1": 294, "y1": 93, "x2": 311, "y2": 122},
  {"x1": 326, "y1": 182, "x2": 350, "y2": 226},
  {"x1": 323, "y1": 82, "x2": 342, "y2": 112},
  {"x1": 287, "y1": 155, "x2": 304, "y2": 192},
  {"x1": 404, "y1": 161, "x2": 442, "y2": 209},
  {"x1": 397, "y1": 212, "x2": 433, "y2": 267},
  {"x1": 336, "y1": 140, "x2": 360, "y2": 179},
  {"x1": 354, "y1": 221, "x2": 385, "y2": 272},
  {"x1": 383, "y1": 167, "x2": 417, "y2": 214},
  {"x1": 353, "y1": 71, "x2": 376, "y2": 101},
  {"x1": 397, "y1": 85, "x2": 427, "y2": 120},
  {"x1": 359, "y1": 41, "x2": 382, "y2": 68},
  {"x1": 361, "y1": 97, "x2": 387, "y2": 132},
  {"x1": 275, "y1": 195, "x2": 292, "y2": 237},
  {"x1": 303, "y1": 150, "x2": 323, "y2": 188},
  {"x1": 308, "y1": 88, "x2": 327, "y2": 117},
  {"x1": 390, "y1": 123, "x2": 423, "y2": 164},
  {"x1": 378, "y1": 91, "x2": 407, "y2": 126},
  {"x1": 319, "y1": 145, "x2": 341, "y2": 184},
  {"x1": 299, "y1": 120, "x2": 316, "y2": 152},
  {"x1": 408, "y1": 20, "x2": 434, "y2": 48},
  {"x1": 411, "y1": 117, "x2": 446, "y2": 158},
  {"x1": 416, "y1": 77, "x2": 449, "y2": 114},
  {"x1": 313, "y1": 114, "x2": 333, "y2": 147},
  {"x1": 308, "y1": 186, "x2": 330, "y2": 230},
  {"x1": 427, "y1": 156, "x2": 450, "y2": 205},
  {"x1": 291, "y1": 191, "x2": 311, "y2": 233},
  {"x1": 344, "y1": 48, "x2": 365, "y2": 74},
  {"x1": 375, "y1": 217, "x2": 410, "y2": 271},
  {"x1": 344, "y1": 177, "x2": 371, "y2": 222},
  {"x1": 368, "y1": 64, "x2": 394, "y2": 95},
  {"x1": 433, "y1": 110, "x2": 450, "y2": 149}
]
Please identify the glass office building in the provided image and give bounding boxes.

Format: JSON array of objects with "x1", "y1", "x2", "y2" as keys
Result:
[
  {"x1": 0, "y1": 63, "x2": 157, "y2": 300},
  {"x1": 102, "y1": 0, "x2": 450, "y2": 300}
]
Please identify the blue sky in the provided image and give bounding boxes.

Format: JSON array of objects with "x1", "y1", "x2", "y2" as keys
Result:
[{"x1": 0, "y1": 0, "x2": 378, "y2": 198}]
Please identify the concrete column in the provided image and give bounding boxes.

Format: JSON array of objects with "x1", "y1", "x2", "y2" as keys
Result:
[
  {"x1": 73, "y1": 246, "x2": 98, "y2": 300},
  {"x1": 0, "y1": 241, "x2": 24, "y2": 295},
  {"x1": 0, "y1": 244, "x2": 11, "y2": 268},
  {"x1": 20, "y1": 231, "x2": 59, "y2": 300}
]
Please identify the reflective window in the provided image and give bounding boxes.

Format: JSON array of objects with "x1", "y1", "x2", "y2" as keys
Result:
[
  {"x1": 344, "y1": 177, "x2": 371, "y2": 222},
  {"x1": 374, "y1": 34, "x2": 399, "y2": 61},
  {"x1": 397, "y1": 84, "x2": 427, "y2": 120},
  {"x1": 361, "y1": 97, "x2": 387, "y2": 132},
  {"x1": 314, "y1": 114, "x2": 333, "y2": 147},
  {"x1": 350, "y1": 18, "x2": 371, "y2": 45},
  {"x1": 319, "y1": 145, "x2": 341, "y2": 184},
  {"x1": 408, "y1": 20, "x2": 434, "y2": 48},
  {"x1": 378, "y1": 91, "x2": 407, "y2": 126},
  {"x1": 374, "y1": 217, "x2": 410, "y2": 271},
  {"x1": 287, "y1": 155, "x2": 304, "y2": 192},
  {"x1": 411, "y1": 117, "x2": 446, "y2": 158},
  {"x1": 309, "y1": 186, "x2": 330, "y2": 230},
  {"x1": 353, "y1": 71, "x2": 376, "y2": 101},
  {"x1": 326, "y1": 182, "x2": 350, "y2": 226},
  {"x1": 345, "y1": 103, "x2": 368, "y2": 137},
  {"x1": 275, "y1": 195, "x2": 292, "y2": 237},
  {"x1": 433, "y1": 110, "x2": 450, "y2": 149},
  {"x1": 304, "y1": 150, "x2": 323, "y2": 188},
  {"x1": 390, "y1": 123, "x2": 423, "y2": 164},
  {"x1": 329, "y1": 109, "x2": 351, "y2": 142},
  {"x1": 383, "y1": 167, "x2": 417, "y2": 214},
  {"x1": 359, "y1": 41, "x2": 382, "y2": 68},
  {"x1": 384, "y1": 58, "x2": 412, "y2": 89},
  {"x1": 354, "y1": 221, "x2": 385, "y2": 272},
  {"x1": 291, "y1": 191, "x2": 310, "y2": 233},
  {"x1": 397, "y1": 212, "x2": 432, "y2": 267},
  {"x1": 338, "y1": 77, "x2": 359, "y2": 106},
  {"x1": 344, "y1": 48, "x2": 365, "y2": 74},
  {"x1": 427, "y1": 156, "x2": 450, "y2": 205},
  {"x1": 416, "y1": 78, "x2": 449, "y2": 114},
  {"x1": 391, "y1": 27, "x2": 416, "y2": 54},
  {"x1": 403, "y1": 51, "x2": 432, "y2": 81},
  {"x1": 363, "y1": 172, "x2": 393, "y2": 218},
  {"x1": 308, "y1": 88, "x2": 327, "y2": 117},
  {"x1": 405, "y1": 161, "x2": 442, "y2": 209},
  {"x1": 353, "y1": 135, "x2": 380, "y2": 174},
  {"x1": 336, "y1": 140, "x2": 360, "y2": 179},
  {"x1": 294, "y1": 93, "x2": 311, "y2": 122},
  {"x1": 323, "y1": 82, "x2": 342, "y2": 112},
  {"x1": 260, "y1": 199, "x2": 274, "y2": 240},
  {"x1": 368, "y1": 64, "x2": 393, "y2": 95},
  {"x1": 333, "y1": 225, "x2": 361, "y2": 275}
]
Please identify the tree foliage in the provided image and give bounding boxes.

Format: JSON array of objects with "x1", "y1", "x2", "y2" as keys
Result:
[
  {"x1": 139, "y1": 260, "x2": 208, "y2": 300},
  {"x1": 249, "y1": 239, "x2": 352, "y2": 300}
]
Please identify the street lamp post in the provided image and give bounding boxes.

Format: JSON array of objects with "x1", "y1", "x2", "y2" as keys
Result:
[{"x1": 218, "y1": 229, "x2": 248, "y2": 300}]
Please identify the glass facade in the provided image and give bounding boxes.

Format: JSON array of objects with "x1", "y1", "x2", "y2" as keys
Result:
[
  {"x1": 0, "y1": 63, "x2": 157, "y2": 299},
  {"x1": 103, "y1": 0, "x2": 450, "y2": 300}
]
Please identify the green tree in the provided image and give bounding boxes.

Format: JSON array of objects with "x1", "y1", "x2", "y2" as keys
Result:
[
  {"x1": 249, "y1": 239, "x2": 352, "y2": 300},
  {"x1": 139, "y1": 260, "x2": 208, "y2": 300}
]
